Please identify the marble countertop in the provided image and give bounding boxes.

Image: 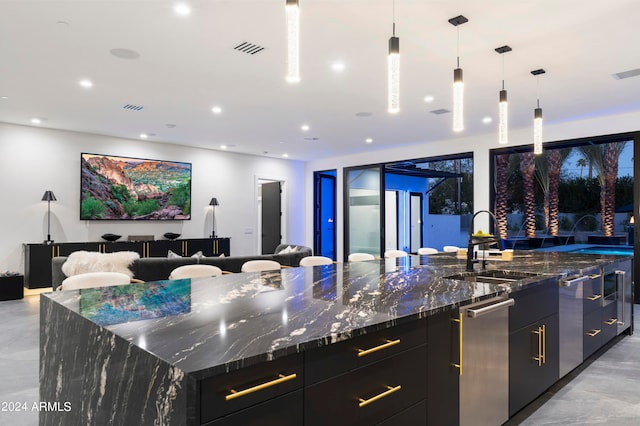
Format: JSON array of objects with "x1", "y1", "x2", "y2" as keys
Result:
[{"x1": 42, "y1": 251, "x2": 629, "y2": 379}]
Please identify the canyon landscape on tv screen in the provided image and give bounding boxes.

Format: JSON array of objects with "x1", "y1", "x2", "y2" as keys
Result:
[{"x1": 80, "y1": 153, "x2": 191, "y2": 220}]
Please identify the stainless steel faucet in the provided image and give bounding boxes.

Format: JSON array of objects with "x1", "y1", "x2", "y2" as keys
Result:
[{"x1": 467, "y1": 210, "x2": 503, "y2": 271}]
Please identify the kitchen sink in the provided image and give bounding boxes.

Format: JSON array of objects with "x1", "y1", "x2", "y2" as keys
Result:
[{"x1": 443, "y1": 270, "x2": 540, "y2": 285}]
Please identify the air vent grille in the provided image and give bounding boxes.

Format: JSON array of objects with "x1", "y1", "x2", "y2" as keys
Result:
[
  {"x1": 234, "y1": 42, "x2": 266, "y2": 55},
  {"x1": 612, "y1": 68, "x2": 640, "y2": 80},
  {"x1": 430, "y1": 109, "x2": 451, "y2": 115},
  {"x1": 123, "y1": 104, "x2": 144, "y2": 111}
]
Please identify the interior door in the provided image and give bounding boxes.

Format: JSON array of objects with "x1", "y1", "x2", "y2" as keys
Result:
[
  {"x1": 385, "y1": 190, "x2": 399, "y2": 251},
  {"x1": 261, "y1": 181, "x2": 282, "y2": 254},
  {"x1": 410, "y1": 192, "x2": 423, "y2": 253},
  {"x1": 314, "y1": 171, "x2": 336, "y2": 260}
]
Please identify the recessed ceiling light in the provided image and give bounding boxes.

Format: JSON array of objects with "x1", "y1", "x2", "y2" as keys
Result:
[
  {"x1": 365, "y1": 138, "x2": 373, "y2": 144},
  {"x1": 482, "y1": 116, "x2": 493, "y2": 124},
  {"x1": 283, "y1": 153, "x2": 289, "y2": 158},
  {"x1": 79, "y1": 79, "x2": 93, "y2": 88},
  {"x1": 109, "y1": 48, "x2": 140, "y2": 60},
  {"x1": 301, "y1": 124, "x2": 310, "y2": 131},
  {"x1": 140, "y1": 133, "x2": 148, "y2": 139},
  {"x1": 174, "y1": 3, "x2": 191, "y2": 16},
  {"x1": 211, "y1": 106, "x2": 222, "y2": 114},
  {"x1": 220, "y1": 145, "x2": 227, "y2": 150},
  {"x1": 424, "y1": 95, "x2": 435, "y2": 103},
  {"x1": 331, "y1": 62, "x2": 346, "y2": 72},
  {"x1": 31, "y1": 117, "x2": 43, "y2": 124},
  {"x1": 1, "y1": 96, "x2": 8, "y2": 100}
]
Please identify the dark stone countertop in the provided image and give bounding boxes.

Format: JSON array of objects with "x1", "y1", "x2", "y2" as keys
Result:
[{"x1": 41, "y1": 251, "x2": 630, "y2": 379}]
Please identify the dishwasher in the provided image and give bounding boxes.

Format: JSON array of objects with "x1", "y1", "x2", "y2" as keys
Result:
[
  {"x1": 558, "y1": 267, "x2": 600, "y2": 378},
  {"x1": 456, "y1": 296, "x2": 514, "y2": 426}
]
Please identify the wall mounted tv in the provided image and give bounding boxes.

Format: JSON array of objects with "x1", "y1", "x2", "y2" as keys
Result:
[{"x1": 80, "y1": 153, "x2": 191, "y2": 220}]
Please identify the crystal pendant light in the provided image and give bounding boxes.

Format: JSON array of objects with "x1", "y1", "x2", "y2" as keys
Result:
[
  {"x1": 285, "y1": 0, "x2": 300, "y2": 83},
  {"x1": 531, "y1": 69, "x2": 546, "y2": 155},
  {"x1": 449, "y1": 15, "x2": 468, "y2": 132},
  {"x1": 388, "y1": 1, "x2": 399, "y2": 113},
  {"x1": 495, "y1": 46, "x2": 512, "y2": 145}
]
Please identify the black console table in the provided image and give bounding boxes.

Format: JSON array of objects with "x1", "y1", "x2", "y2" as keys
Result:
[{"x1": 23, "y1": 237, "x2": 230, "y2": 289}]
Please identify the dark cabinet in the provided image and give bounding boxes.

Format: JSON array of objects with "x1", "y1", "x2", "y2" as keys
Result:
[
  {"x1": 509, "y1": 314, "x2": 559, "y2": 416},
  {"x1": 304, "y1": 345, "x2": 427, "y2": 426},
  {"x1": 426, "y1": 309, "x2": 460, "y2": 426},
  {"x1": 23, "y1": 237, "x2": 231, "y2": 288},
  {"x1": 204, "y1": 390, "x2": 303, "y2": 426},
  {"x1": 508, "y1": 278, "x2": 559, "y2": 417},
  {"x1": 200, "y1": 353, "x2": 303, "y2": 424}
]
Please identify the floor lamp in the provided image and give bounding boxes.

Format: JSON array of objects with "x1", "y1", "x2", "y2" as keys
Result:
[
  {"x1": 42, "y1": 190, "x2": 57, "y2": 245},
  {"x1": 209, "y1": 198, "x2": 219, "y2": 238}
]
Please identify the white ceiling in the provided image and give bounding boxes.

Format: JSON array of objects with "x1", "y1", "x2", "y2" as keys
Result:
[{"x1": 1, "y1": 0, "x2": 639, "y2": 161}]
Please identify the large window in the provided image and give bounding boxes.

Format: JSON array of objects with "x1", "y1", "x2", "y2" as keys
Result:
[{"x1": 491, "y1": 136, "x2": 634, "y2": 246}]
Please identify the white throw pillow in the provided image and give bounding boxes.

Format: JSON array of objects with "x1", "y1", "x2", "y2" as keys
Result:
[
  {"x1": 278, "y1": 245, "x2": 293, "y2": 254},
  {"x1": 191, "y1": 251, "x2": 205, "y2": 259},
  {"x1": 62, "y1": 251, "x2": 139, "y2": 279},
  {"x1": 167, "y1": 250, "x2": 182, "y2": 259}
]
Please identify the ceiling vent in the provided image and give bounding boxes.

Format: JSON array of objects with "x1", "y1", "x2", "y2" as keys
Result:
[
  {"x1": 612, "y1": 68, "x2": 640, "y2": 80},
  {"x1": 123, "y1": 104, "x2": 144, "y2": 111},
  {"x1": 234, "y1": 42, "x2": 265, "y2": 55},
  {"x1": 430, "y1": 108, "x2": 451, "y2": 115}
]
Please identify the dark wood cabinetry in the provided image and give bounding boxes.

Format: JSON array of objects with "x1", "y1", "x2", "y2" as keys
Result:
[
  {"x1": 23, "y1": 237, "x2": 230, "y2": 288},
  {"x1": 426, "y1": 309, "x2": 460, "y2": 426},
  {"x1": 508, "y1": 280, "x2": 559, "y2": 417},
  {"x1": 200, "y1": 353, "x2": 303, "y2": 425}
]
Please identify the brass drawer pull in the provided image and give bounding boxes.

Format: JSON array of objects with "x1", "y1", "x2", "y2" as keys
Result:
[
  {"x1": 586, "y1": 329, "x2": 601, "y2": 337},
  {"x1": 358, "y1": 385, "x2": 402, "y2": 408},
  {"x1": 225, "y1": 373, "x2": 297, "y2": 401},
  {"x1": 586, "y1": 294, "x2": 601, "y2": 301},
  {"x1": 357, "y1": 339, "x2": 401, "y2": 357},
  {"x1": 605, "y1": 318, "x2": 618, "y2": 326},
  {"x1": 588, "y1": 274, "x2": 601, "y2": 279},
  {"x1": 451, "y1": 313, "x2": 463, "y2": 375},
  {"x1": 532, "y1": 325, "x2": 546, "y2": 366}
]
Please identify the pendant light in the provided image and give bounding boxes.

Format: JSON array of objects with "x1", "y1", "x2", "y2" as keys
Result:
[
  {"x1": 388, "y1": 0, "x2": 399, "y2": 113},
  {"x1": 449, "y1": 15, "x2": 468, "y2": 132},
  {"x1": 495, "y1": 45, "x2": 512, "y2": 144},
  {"x1": 285, "y1": 0, "x2": 300, "y2": 83},
  {"x1": 531, "y1": 69, "x2": 546, "y2": 155}
]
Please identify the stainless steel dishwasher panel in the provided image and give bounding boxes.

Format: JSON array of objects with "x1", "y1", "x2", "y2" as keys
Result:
[
  {"x1": 459, "y1": 297, "x2": 514, "y2": 426},
  {"x1": 558, "y1": 275, "x2": 586, "y2": 378}
]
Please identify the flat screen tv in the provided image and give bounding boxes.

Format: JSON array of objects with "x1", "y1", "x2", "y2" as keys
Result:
[{"x1": 80, "y1": 153, "x2": 191, "y2": 220}]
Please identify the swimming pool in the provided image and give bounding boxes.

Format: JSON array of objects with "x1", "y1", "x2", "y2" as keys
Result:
[{"x1": 536, "y1": 244, "x2": 633, "y2": 256}]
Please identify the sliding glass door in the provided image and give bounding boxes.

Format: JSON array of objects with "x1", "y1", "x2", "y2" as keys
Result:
[{"x1": 344, "y1": 165, "x2": 384, "y2": 257}]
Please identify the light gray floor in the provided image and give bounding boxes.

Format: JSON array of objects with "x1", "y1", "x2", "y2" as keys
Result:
[{"x1": 0, "y1": 296, "x2": 638, "y2": 425}]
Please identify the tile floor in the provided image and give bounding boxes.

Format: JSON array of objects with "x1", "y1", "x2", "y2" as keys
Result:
[{"x1": 0, "y1": 294, "x2": 638, "y2": 425}]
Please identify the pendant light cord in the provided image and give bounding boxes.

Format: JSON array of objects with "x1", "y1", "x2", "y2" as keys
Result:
[
  {"x1": 457, "y1": 26, "x2": 460, "y2": 68},
  {"x1": 502, "y1": 54, "x2": 505, "y2": 90},
  {"x1": 392, "y1": 0, "x2": 396, "y2": 35}
]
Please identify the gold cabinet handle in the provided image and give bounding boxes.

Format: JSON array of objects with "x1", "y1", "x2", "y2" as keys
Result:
[
  {"x1": 542, "y1": 324, "x2": 546, "y2": 365},
  {"x1": 532, "y1": 326, "x2": 544, "y2": 366},
  {"x1": 605, "y1": 318, "x2": 618, "y2": 326},
  {"x1": 586, "y1": 329, "x2": 601, "y2": 337},
  {"x1": 357, "y1": 339, "x2": 401, "y2": 357},
  {"x1": 587, "y1": 294, "x2": 601, "y2": 301},
  {"x1": 451, "y1": 313, "x2": 463, "y2": 375},
  {"x1": 358, "y1": 385, "x2": 401, "y2": 408},
  {"x1": 589, "y1": 274, "x2": 601, "y2": 279},
  {"x1": 225, "y1": 373, "x2": 297, "y2": 401}
]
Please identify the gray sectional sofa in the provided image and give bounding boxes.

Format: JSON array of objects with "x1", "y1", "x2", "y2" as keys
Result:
[{"x1": 50, "y1": 244, "x2": 312, "y2": 290}]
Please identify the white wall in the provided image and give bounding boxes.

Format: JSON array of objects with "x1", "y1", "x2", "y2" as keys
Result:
[
  {"x1": 305, "y1": 110, "x2": 640, "y2": 261},
  {"x1": 0, "y1": 123, "x2": 305, "y2": 273}
]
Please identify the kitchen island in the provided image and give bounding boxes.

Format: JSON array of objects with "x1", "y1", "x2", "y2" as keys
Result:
[{"x1": 40, "y1": 251, "x2": 633, "y2": 425}]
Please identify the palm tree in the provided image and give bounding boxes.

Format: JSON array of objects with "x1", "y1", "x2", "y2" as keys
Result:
[
  {"x1": 602, "y1": 142, "x2": 628, "y2": 235},
  {"x1": 578, "y1": 142, "x2": 627, "y2": 236},
  {"x1": 576, "y1": 157, "x2": 587, "y2": 178},
  {"x1": 520, "y1": 152, "x2": 536, "y2": 238},
  {"x1": 547, "y1": 148, "x2": 572, "y2": 236},
  {"x1": 494, "y1": 153, "x2": 510, "y2": 239}
]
